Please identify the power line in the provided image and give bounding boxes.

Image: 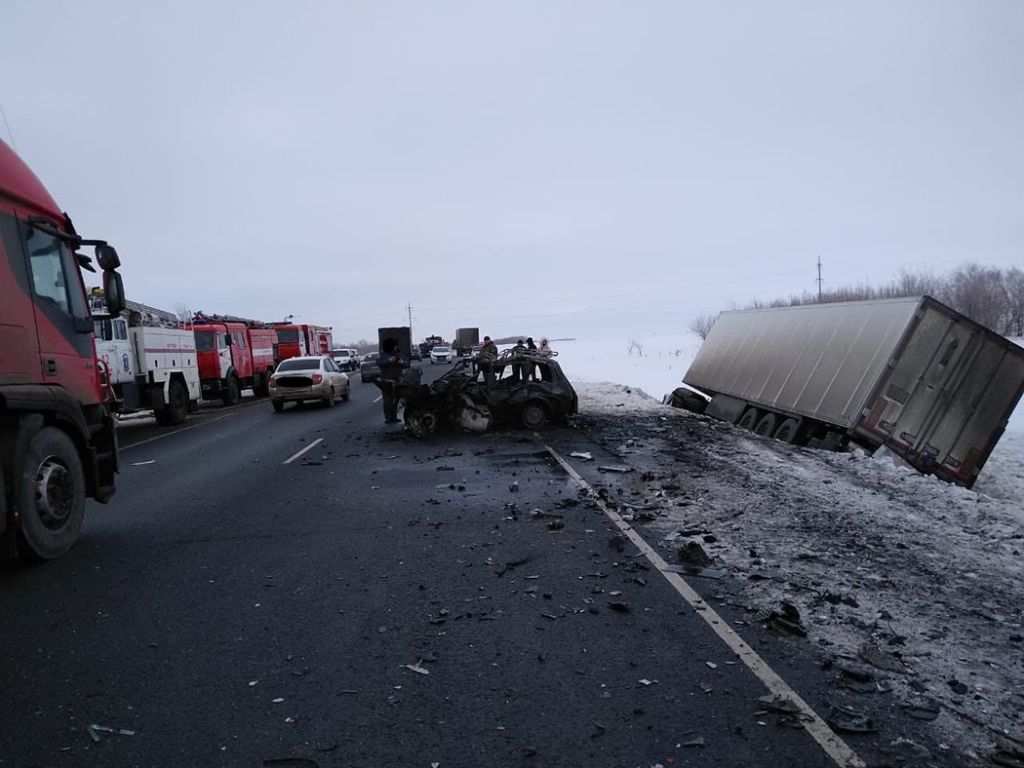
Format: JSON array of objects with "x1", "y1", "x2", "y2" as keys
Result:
[{"x1": 0, "y1": 101, "x2": 17, "y2": 150}]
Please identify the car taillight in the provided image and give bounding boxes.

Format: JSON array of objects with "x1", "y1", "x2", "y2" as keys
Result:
[{"x1": 312, "y1": 373, "x2": 323, "y2": 384}]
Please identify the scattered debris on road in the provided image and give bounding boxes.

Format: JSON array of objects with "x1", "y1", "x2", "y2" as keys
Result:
[
  {"x1": 86, "y1": 724, "x2": 135, "y2": 742},
  {"x1": 827, "y1": 704, "x2": 879, "y2": 733}
]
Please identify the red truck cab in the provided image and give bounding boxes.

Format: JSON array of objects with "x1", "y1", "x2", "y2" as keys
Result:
[
  {"x1": 1, "y1": 138, "x2": 125, "y2": 559},
  {"x1": 193, "y1": 315, "x2": 278, "y2": 404}
]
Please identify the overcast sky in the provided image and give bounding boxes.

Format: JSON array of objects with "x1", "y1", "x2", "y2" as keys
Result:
[{"x1": 2, "y1": 2, "x2": 1022, "y2": 342}]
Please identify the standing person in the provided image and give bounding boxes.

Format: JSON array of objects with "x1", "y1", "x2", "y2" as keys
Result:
[
  {"x1": 538, "y1": 337, "x2": 552, "y2": 358},
  {"x1": 511, "y1": 339, "x2": 527, "y2": 381},
  {"x1": 525, "y1": 337, "x2": 537, "y2": 380},
  {"x1": 376, "y1": 338, "x2": 407, "y2": 424},
  {"x1": 477, "y1": 335, "x2": 498, "y2": 385}
]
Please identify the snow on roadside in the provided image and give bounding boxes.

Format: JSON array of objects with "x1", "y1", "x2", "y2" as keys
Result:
[{"x1": 557, "y1": 333, "x2": 1024, "y2": 764}]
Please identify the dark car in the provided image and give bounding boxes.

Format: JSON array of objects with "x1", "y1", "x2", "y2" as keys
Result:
[
  {"x1": 387, "y1": 350, "x2": 577, "y2": 436},
  {"x1": 360, "y1": 353, "x2": 381, "y2": 383}
]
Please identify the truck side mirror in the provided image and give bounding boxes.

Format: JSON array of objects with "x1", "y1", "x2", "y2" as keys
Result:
[
  {"x1": 102, "y1": 270, "x2": 125, "y2": 315},
  {"x1": 95, "y1": 244, "x2": 120, "y2": 271}
]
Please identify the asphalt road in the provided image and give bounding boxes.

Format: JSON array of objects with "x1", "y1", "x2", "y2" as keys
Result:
[{"x1": 1, "y1": 366, "x2": 859, "y2": 768}]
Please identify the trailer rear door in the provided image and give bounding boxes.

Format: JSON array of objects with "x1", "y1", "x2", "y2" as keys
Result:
[{"x1": 858, "y1": 300, "x2": 1024, "y2": 485}]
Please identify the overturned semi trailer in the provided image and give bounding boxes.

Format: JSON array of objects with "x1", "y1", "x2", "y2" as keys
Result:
[{"x1": 677, "y1": 296, "x2": 1024, "y2": 487}]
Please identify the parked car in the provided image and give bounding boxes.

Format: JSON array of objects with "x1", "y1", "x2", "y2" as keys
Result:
[
  {"x1": 410, "y1": 347, "x2": 423, "y2": 361},
  {"x1": 269, "y1": 355, "x2": 350, "y2": 411},
  {"x1": 430, "y1": 345, "x2": 453, "y2": 364},
  {"x1": 392, "y1": 351, "x2": 577, "y2": 436},
  {"x1": 331, "y1": 348, "x2": 357, "y2": 372},
  {"x1": 360, "y1": 353, "x2": 381, "y2": 383},
  {"x1": 470, "y1": 344, "x2": 483, "y2": 357}
]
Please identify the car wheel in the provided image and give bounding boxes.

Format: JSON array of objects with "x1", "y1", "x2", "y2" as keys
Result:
[
  {"x1": 405, "y1": 408, "x2": 439, "y2": 437},
  {"x1": 342, "y1": 387, "x2": 350, "y2": 402},
  {"x1": 323, "y1": 387, "x2": 335, "y2": 408},
  {"x1": 272, "y1": 400, "x2": 285, "y2": 413},
  {"x1": 14, "y1": 427, "x2": 86, "y2": 561},
  {"x1": 521, "y1": 402, "x2": 549, "y2": 430}
]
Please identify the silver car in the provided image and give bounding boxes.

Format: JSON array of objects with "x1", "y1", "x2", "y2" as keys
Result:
[{"x1": 270, "y1": 356, "x2": 350, "y2": 412}]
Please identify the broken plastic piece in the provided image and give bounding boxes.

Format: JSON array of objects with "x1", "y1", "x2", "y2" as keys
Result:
[
  {"x1": 828, "y1": 705, "x2": 880, "y2": 733},
  {"x1": 900, "y1": 697, "x2": 941, "y2": 721}
]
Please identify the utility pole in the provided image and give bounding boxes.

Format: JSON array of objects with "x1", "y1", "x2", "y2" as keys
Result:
[
  {"x1": 816, "y1": 257, "x2": 823, "y2": 301},
  {"x1": 407, "y1": 303, "x2": 413, "y2": 340}
]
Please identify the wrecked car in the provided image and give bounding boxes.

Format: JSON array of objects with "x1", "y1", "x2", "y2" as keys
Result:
[{"x1": 377, "y1": 350, "x2": 578, "y2": 436}]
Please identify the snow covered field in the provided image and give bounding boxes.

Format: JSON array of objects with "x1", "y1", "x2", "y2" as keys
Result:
[{"x1": 551, "y1": 333, "x2": 1024, "y2": 764}]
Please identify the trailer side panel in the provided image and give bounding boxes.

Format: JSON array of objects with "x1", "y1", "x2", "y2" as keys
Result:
[{"x1": 684, "y1": 298, "x2": 920, "y2": 428}]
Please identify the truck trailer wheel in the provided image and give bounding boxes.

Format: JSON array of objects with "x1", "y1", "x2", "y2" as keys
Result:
[
  {"x1": 156, "y1": 379, "x2": 188, "y2": 426},
  {"x1": 222, "y1": 374, "x2": 241, "y2": 406},
  {"x1": 737, "y1": 408, "x2": 760, "y2": 431},
  {"x1": 773, "y1": 418, "x2": 801, "y2": 444},
  {"x1": 753, "y1": 413, "x2": 778, "y2": 436},
  {"x1": 15, "y1": 427, "x2": 86, "y2": 561}
]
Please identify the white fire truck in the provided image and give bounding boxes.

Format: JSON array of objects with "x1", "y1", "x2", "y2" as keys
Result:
[{"x1": 90, "y1": 292, "x2": 201, "y2": 425}]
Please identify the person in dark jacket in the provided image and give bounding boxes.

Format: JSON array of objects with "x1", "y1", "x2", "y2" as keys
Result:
[
  {"x1": 525, "y1": 337, "x2": 537, "y2": 380},
  {"x1": 376, "y1": 338, "x2": 406, "y2": 423},
  {"x1": 511, "y1": 339, "x2": 527, "y2": 381},
  {"x1": 477, "y1": 336, "x2": 498, "y2": 385}
]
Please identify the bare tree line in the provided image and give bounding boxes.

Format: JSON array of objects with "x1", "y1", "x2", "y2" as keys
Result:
[{"x1": 690, "y1": 263, "x2": 1024, "y2": 340}]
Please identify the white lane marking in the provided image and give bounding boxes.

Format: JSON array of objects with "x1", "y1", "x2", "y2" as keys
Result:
[
  {"x1": 120, "y1": 410, "x2": 240, "y2": 451},
  {"x1": 373, "y1": 395, "x2": 382, "y2": 403},
  {"x1": 283, "y1": 438, "x2": 324, "y2": 465},
  {"x1": 543, "y1": 443, "x2": 866, "y2": 768}
]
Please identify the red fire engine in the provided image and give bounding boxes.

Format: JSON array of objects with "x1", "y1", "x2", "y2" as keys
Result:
[
  {"x1": 192, "y1": 313, "x2": 278, "y2": 404},
  {"x1": 273, "y1": 323, "x2": 333, "y2": 362},
  {"x1": 1, "y1": 138, "x2": 126, "y2": 559}
]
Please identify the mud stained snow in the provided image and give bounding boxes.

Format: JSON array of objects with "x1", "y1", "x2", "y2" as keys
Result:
[{"x1": 570, "y1": 406, "x2": 1024, "y2": 767}]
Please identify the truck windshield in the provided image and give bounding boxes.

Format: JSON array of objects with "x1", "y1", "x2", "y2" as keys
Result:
[
  {"x1": 277, "y1": 329, "x2": 299, "y2": 343},
  {"x1": 195, "y1": 330, "x2": 215, "y2": 352}
]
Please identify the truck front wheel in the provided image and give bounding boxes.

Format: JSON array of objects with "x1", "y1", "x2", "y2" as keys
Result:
[
  {"x1": 222, "y1": 374, "x2": 240, "y2": 406},
  {"x1": 15, "y1": 427, "x2": 86, "y2": 561},
  {"x1": 156, "y1": 379, "x2": 188, "y2": 426}
]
